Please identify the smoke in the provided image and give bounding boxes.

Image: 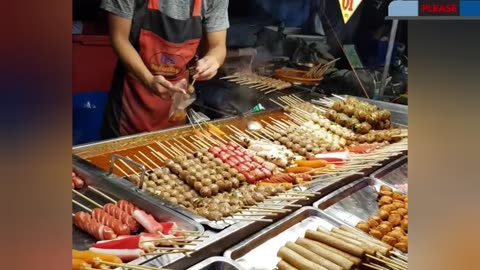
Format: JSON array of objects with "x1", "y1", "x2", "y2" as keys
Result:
[{"x1": 220, "y1": 46, "x2": 274, "y2": 75}]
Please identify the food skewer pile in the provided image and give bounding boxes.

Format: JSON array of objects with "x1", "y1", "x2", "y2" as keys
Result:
[
  {"x1": 356, "y1": 185, "x2": 408, "y2": 253},
  {"x1": 304, "y1": 58, "x2": 340, "y2": 79},
  {"x1": 72, "y1": 249, "x2": 173, "y2": 270},
  {"x1": 275, "y1": 224, "x2": 407, "y2": 270},
  {"x1": 72, "y1": 186, "x2": 204, "y2": 263},
  {"x1": 88, "y1": 95, "x2": 407, "y2": 223},
  {"x1": 221, "y1": 71, "x2": 292, "y2": 93},
  {"x1": 274, "y1": 94, "x2": 407, "y2": 144}
]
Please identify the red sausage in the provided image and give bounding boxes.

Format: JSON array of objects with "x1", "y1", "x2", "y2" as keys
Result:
[
  {"x1": 243, "y1": 172, "x2": 257, "y2": 184},
  {"x1": 260, "y1": 167, "x2": 272, "y2": 178},
  {"x1": 92, "y1": 209, "x2": 131, "y2": 236},
  {"x1": 74, "y1": 212, "x2": 117, "y2": 240},
  {"x1": 116, "y1": 200, "x2": 138, "y2": 215},
  {"x1": 72, "y1": 176, "x2": 84, "y2": 189},
  {"x1": 103, "y1": 203, "x2": 140, "y2": 232}
]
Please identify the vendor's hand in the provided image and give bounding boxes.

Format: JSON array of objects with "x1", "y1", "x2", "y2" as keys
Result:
[
  {"x1": 194, "y1": 55, "x2": 220, "y2": 81},
  {"x1": 147, "y1": 75, "x2": 186, "y2": 99}
]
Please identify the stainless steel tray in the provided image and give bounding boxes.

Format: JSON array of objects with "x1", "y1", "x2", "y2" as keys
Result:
[
  {"x1": 224, "y1": 206, "x2": 363, "y2": 270},
  {"x1": 371, "y1": 156, "x2": 408, "y2": 193},
  {"x1": 73, "y1": 156, "x2": 205, "y2": 267},
  {"x1": 186, "y1": 257, "x2": 242, "y2": 270},
  {"x1": 73, "y1": 154, "x2": 237, "y2": 230},
  {"x1": 313, "y1": 177, "x2": 405, "y2": 230}
]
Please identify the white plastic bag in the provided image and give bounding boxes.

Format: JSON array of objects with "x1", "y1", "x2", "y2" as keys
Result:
[{"x1": 168, "y1": 79, "x2": 196, "y2": 122}]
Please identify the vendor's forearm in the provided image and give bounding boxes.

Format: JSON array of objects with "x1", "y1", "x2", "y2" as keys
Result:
[
  {"x1": 206, "y1": 45, "x2": 227, "y2": 66},
  {"x1": 111, "y1": 37, "x2": 153, "y2": 86}
]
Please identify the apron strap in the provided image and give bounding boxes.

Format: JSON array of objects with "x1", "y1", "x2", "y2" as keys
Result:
[
  {"x1": 192, "y1": 0, "x2": 202, "y2": 17},
  {"x1": 147, "y1": 0, "x2": 159, "y2": 10},
  {"x1": 130, "y1": 0, "x2": 148, "y2": 51}
]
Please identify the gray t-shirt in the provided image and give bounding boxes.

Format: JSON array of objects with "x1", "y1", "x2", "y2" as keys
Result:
[{"x1": 101, "y1": 0, "x2": 229, "y2": 32}]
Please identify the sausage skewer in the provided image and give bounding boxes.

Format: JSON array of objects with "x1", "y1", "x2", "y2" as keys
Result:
[
  {"x1": 72, "y1": 212, "x2": 117, "y2": 240},
  {"x1": 73, "y1": 200, "x2": 131, "y2": 236}
]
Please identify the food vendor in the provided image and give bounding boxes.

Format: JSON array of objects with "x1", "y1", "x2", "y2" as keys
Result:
[{"x1": 100, "y1": 0, "x2": 229, "y2": 139}]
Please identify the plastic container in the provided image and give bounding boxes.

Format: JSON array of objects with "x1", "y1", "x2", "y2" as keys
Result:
[
  {"x1": 73, "y1": 35, "x2": 117, "y2": 94},
  {"x1": 73, "y1": 91, "x2": 109, "y2": 145}
]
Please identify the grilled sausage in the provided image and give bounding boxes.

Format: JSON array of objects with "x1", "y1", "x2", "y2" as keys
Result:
[
  {"x1": 305, "y1": 229, "x2": 365, "y2": 258},
  {"x1": 285, "y1": 242, "x2": 343, "y2": 270},
  {"x1": 276, "y1": 260, "x2": 297, "y2": 270},
  {"x1": 277, "y1": 246, "x2": 327, "y2": 270},
  {"x1": 295, "y1": 238, "x2": 355, "y2": 269}
]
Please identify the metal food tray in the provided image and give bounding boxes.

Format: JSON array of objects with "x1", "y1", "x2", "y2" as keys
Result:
[
  {"x1": 224, "y1": 206, "x2": 364, "y2": 270},
  {"x1": 186, "y1": 257, "x2": 242, "y2": 270},
  {"x1": 313, "y1": 177, "x2": 406, "y2": 224},
  {"x1": 371, "y1": 156, "x2": 408, "y2": 193},
  {"x1": 73, "y1": 157, "x2": 205, "y2": 266}
]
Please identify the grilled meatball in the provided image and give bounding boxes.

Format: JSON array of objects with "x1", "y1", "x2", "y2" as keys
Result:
[
  {"x1": 354, "y1": 109, "x2": 367, "y2": 122},
  {"x1": 128, "y1": 175, "x2": 141, "y2": 185},
  {"x1": 230, "y1": 178, "x2": 240, "y2": 189},
  {"x1": 356, "y1": 221, "x2": 370, "y2": 232},
  {"x1": 207, "y1": 211, "x2": 223, "y2": 221},
  {"x1": 200, "y1": 186, "x2": 212, "y2": 197},
  {"x1": 216, "y1": 180, "x2": 226, "y2": 192},
  {"x1": 356, "y1": 122, "x2": 372, "y2": 134},
  {"x1": 224, "y1": 181, "x2": 233, "y2": 192},
  {"x1": 193, "y1": 182, "x2": 203, "y2": 192},
  {"x1": 218, "y1": 203, "x2": 232, "y2": 217},
  {"x1": 332, "y1": 100, "x2": 345, "y2": 112},
  {"x1": 252, "y1": 192, "x2": 265, "y2": 202}
]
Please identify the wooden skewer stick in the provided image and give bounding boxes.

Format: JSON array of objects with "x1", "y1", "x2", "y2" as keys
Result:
[
  {"x1": 114, "y1": 163, "x2": 129, "y2": 176},
  {"x1": 174, "y1": 138, "x2": 194, "y2": 152},
  {"x1": 362, "y1": 263, "x2": 389, "y2": 270},
  {"x1": 138, "y1": 151, "x2": 160, "y2": 168},
  {"x1": 154, "y1": 247, "x2": 195, "y2": 251},
  {"x1": 164, "y1": 140, "x2": 186, "y2": 156},
  {"x1": 72, "y1": 199, "x2": 92, "y2": 212},
  {"x1": 147, "y1": 145, "x2": 167, "y2": 161},
  {"x1": 133, "y1": 155, "x2": 153, "y2": 171},
  {"x1": 93, "y1": 259, "x2": 172, "y2": 270},
  {"x1": 180, "y1": 136, "x2": 199, "y2": 151},
  {"x1": 118, "y1": 158, "x2": 139, "y2": 175},
  {"x1": 242, "y1": 208, "x2": 291, "y2": 213},
  {"x1": 269, "y1": 98, "x2": 286, "y2": 108},
  {"x1": 72, "y1": 190, "x2": 103, "y2": 208},
  {"x1": 156, "y1": 141, "x2": 176, "y2": 158},
  {"x1": 257, "y1": 203, "x2": 302, "y2": 207},
  {"x1": 87, "y1": 186, "x2": 117, "y2": 203},
  {"x1": 376, "y1": 254, "x2": 408, "y2": 269},
  {"x1": 222, "y1": 218, "x2": 273, "y2": 222}
]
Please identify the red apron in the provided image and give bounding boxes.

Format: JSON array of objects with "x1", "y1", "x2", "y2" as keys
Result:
[{"x1": 101, "y1": 0, "x2": 202, "y2": 139}]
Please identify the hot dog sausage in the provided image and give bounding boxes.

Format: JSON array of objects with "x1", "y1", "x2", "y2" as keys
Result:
[
  {"x1": 285, "y1": 242, "x2": 343, "y2": 270},
  {"x1": 74, "y1": 212, "x2": 116, "y2": 240},
  {"x1": 295, "y1": 238, "x2": 355, "y2": 269},
  {"x1": 276, "y1": 260, "x2": 297, "y2": 270},
  {"x1": 331, "y1": 227, "x2": 390, "y2": 255},
  {"x1": 72, "y1": 249, "x2": 123, "y2": 266},
  {"x1": 103, "y1": 203, "x2": 140, "y2": 232},
  {"x1": 329, "y1": 231, "x2": 376, "y2": 255},
  {"x1": 277, "y1": 246, "x2": 327, "y2": 270},
  {"x1": 305, "y1": 229, "x2": 365, "y2": 257},
  {"x1": 116, "y1": 200, "x2": 138, "y2": 215},
  {"x1": 339, "y1": 225, "x2": 392, "y2": 249},
  {"x1": 91, "y1": 208, "x2": 131, "y2": 236},
  {"x1": 72, "y1": 258, "x2": 91, "y2": 270}
]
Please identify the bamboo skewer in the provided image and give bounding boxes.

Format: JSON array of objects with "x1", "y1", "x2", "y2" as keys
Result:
[
  {"x1": 88, "y1": 187, "x2": 117, "y2": 203},
  {"x1": 114, "y1": 164, "x2": 129, "y2": 176},
  {"x1": 72, "y1": 190, "x2": 103, "y2": 208},
  {"x1": 118, "y1": 158, "x2": 138, "y2": 175}
]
